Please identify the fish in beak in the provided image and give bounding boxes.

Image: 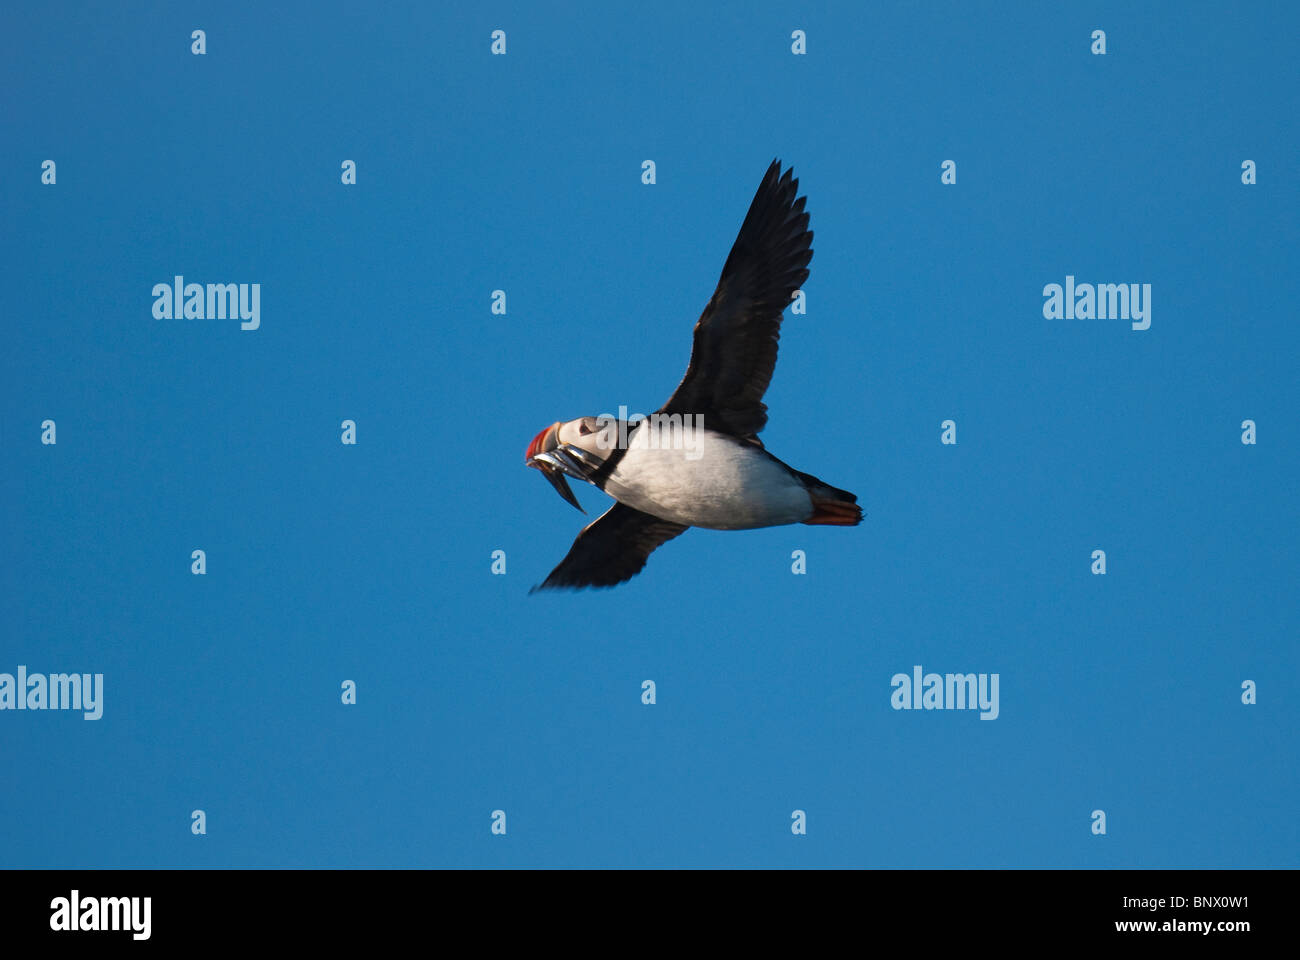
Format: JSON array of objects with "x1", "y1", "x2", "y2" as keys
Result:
[{"x1": 525, "y1": 421, "x2": 586, "y2": 512}]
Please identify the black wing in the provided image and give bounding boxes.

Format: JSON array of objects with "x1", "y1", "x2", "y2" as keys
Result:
[
  {"x1": 656, "y1": 158, "x2": 813, "y2": 443},
  {"x1": 532, "y1": 503, "x2": 689, "y2": 591}
]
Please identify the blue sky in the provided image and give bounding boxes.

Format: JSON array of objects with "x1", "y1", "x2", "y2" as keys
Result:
[{"x1": 2, "y1": 1, "x2": 1296, "y2": 867}]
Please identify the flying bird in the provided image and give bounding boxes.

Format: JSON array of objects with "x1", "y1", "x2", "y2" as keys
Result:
[{"x1": 526, "y1": 159, "x2": 860, "y2": 590}]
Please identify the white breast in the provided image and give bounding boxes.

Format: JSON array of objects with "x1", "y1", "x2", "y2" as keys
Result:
[{"x1": 601, "y1": 429, "x2": 812, "y2": 529}]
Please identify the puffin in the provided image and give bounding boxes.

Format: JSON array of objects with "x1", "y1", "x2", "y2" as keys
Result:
[{"x1": 526, "y1": 159, "x2": 860, "y2": 590}]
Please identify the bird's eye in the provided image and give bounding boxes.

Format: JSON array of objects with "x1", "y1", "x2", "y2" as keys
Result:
[{"x1": 579, "y1": 420, "x2": 593, "y2": 435}]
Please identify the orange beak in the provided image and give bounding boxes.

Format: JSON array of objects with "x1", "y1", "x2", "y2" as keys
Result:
[{"x1": 525, "y1": 421, "x2": 585, "y2": 513}]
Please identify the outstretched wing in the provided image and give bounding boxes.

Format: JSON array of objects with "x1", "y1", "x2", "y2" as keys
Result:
[
  {"x1": 532, "y1": 503, "x2": 689, "y2": 591},
  {"x1": 656, "y1": 158, "x2": 813, "y2": 443}
]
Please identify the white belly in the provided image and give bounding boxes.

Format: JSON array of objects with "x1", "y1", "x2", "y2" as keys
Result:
[{"x1": 601, "y1": 431, "x2": 812, "y2": 529}]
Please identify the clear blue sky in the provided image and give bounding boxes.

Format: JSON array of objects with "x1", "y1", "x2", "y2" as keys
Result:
[{"x1": 2, "y1": 1, "x2": 1296, "y2": 867}]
